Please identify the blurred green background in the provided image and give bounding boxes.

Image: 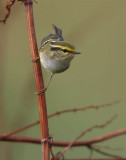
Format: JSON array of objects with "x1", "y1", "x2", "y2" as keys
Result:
[{"x1": 0, "y1": 0, "x2": 126, "y2": 159}]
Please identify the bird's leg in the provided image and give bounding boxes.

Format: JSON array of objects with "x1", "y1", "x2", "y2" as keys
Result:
[
  {"x1": 32, "y1": 57, "x2": 40, "y2": 62},
  {"x1": 36, "y1": 73, "x2": 54, "y2": 95},
  {"x1": 45, "y1": 73, "x2": 54, "y2": 90}
]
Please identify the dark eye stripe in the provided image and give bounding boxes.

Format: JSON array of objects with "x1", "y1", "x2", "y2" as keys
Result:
[{"x1": 51, "y1": 47, "x2": 61, "y2": 51}]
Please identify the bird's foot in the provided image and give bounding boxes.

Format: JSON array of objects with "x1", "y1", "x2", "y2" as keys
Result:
[
  {"x1": 32, "y1": 57, "x2": 40, "y2": 62},
  {"x1": 35, "y1": 88, "x2": 47, "y2": 95}
]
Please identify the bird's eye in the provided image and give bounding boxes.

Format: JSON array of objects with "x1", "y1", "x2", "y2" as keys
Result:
[{"x1": 63, "y1": 49, "x2": 68, "y2": 52}]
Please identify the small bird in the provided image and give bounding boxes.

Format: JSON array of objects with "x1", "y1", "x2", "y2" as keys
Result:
[{"x1": 38, "y1": 24, "x2": 81, "y2": 94}]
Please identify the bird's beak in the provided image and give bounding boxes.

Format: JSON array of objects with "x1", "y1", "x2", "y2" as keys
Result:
[{"x1": 72, "y1": 51, "x2": 81, "y2": 54}]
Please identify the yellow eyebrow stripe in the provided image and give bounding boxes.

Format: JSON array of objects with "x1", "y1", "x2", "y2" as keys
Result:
[{"x1": 50, "y1": 44, "x2": 75, "y2": 52}]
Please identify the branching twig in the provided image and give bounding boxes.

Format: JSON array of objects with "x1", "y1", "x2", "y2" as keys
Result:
[
  {"x1": 56, "y1": 115, "x2": 117, "y2": 159},
  {"x1": 0, "y1": 0, "x2": 16, "y2": 23},
  {"x1": 93, "y1": 145, "x2": 123, "y2": 151},
  {"x1": 53, "y1": 128, "x2": 126, "y2": 147},
  {"x1": 3, "y1": 100, "x2": 119, "y2": 137},
  {"x1": 48, "y1": 100, "x2": 119, "y2": 118}
]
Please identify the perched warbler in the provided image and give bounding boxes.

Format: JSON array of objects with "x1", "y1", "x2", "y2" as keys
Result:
[{"x1": 38, "y1": 24, "x2": 81, "y2": 94}]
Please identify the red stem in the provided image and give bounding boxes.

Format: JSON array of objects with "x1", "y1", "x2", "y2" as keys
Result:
[
  {"x1": 24, "y1": 0, "x2": 49, "y2": 160},
  {"x1": 0, "y1": 129, "x2": 126, "y2": 147}
]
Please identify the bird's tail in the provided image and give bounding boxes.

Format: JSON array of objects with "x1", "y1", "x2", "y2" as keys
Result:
[{"x1": 52, "y1": 24, "x2": 64, "y2": 40}]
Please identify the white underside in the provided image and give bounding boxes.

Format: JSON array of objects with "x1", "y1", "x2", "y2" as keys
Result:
[{"x1": 40, "y1": 52, "x2": 74, "y2": 73}]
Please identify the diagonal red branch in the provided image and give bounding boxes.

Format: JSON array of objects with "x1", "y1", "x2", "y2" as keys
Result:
[
  {"x1": 1, "y1": 1, "x2": 50, "y2": 159},
  {"x1": 22, "y1": 0, "x2": 50, "y2": 160},
  {"x1": 4, "y1": 120, "x2": 40, "y2": 137}
]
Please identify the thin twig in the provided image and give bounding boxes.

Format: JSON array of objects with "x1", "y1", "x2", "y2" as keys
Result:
[
  {"x1": 3, "y1": 100, "x2": 119, "y2": 137},
  {"x1": 48, "y1": 100, "x2": 120, "y2": 118},
  {"x1": 53, "y1": 128, "x2": 126, "y2": 147},
  {"x1": 0, "y1": 0, "x2": 16, "y2": 23},
  {"x1": 3, "y1": 121, "x2": 40, "y2": 137},
  {"x1": 93, "y1": 145, "x2": 123, "y2": 151},
  {"x1": 56, "y1": 115, "x2": 117, "y2": 159},
  {"x1": 90, "y1": 146, "x2": 123, "y2": 158}
]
